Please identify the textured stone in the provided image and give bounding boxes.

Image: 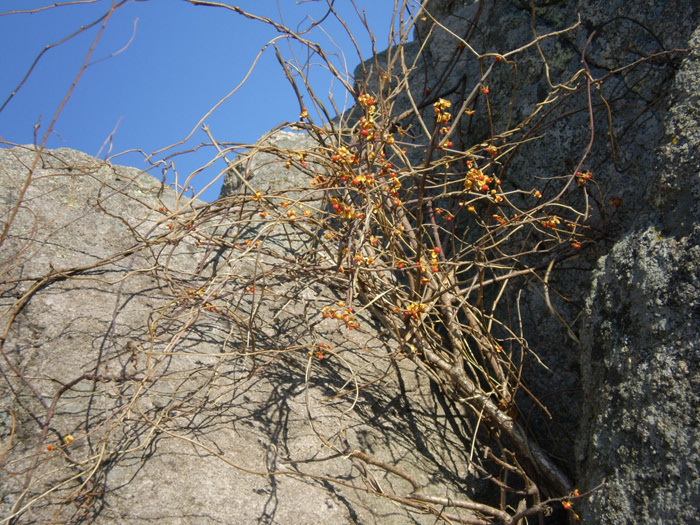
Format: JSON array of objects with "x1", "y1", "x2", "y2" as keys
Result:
[
  {"x1": 0, "y1": 146, "x2": 481, "y2": 524},
  {"x1": 577, "y1": 26, "x2": 700, "y2": 524},
  {"x1": 578, "y1": 228, "x2": 700, "y2": 524},
  {"x1": 219, "y1": 130, "x2": 320, "y2": 198}
]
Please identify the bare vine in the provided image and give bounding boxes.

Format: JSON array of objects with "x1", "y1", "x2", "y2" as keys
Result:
[{"x1": 0, "y1": 1, "x2": 692, "y2": 523}]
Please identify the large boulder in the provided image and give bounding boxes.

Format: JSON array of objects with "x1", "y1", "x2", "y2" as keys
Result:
[{"x1": 0, "y1": 146, "x2": 479, "y2": 524}]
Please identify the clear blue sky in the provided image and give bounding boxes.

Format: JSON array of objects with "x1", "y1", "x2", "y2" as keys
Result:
[{"x1": 0, "y1": 1, "x2": 410, "y2": 201}]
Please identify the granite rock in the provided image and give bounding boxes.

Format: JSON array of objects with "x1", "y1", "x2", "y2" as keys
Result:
[{"x1": 0, "y1": 146, "x2": 481, "y2": 524}]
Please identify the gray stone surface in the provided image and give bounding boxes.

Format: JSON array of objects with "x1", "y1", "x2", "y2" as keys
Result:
[
  {"x1": 578, "y1": 227, "x2": 700, "y2": 524},
  {"x1": 219, "y1": 130, "x2": 321, "y2": 199},
  {"x1": 0, "y1": 146, "x2": 481, "y2": 524},
  {"x1": 577, "y1": 27, "x2": 700, "y2": 524}
]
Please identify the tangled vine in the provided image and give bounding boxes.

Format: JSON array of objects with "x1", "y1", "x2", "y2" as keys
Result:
[{"x1": 1, "y1": 1, "x2": 691, "y2": 523}]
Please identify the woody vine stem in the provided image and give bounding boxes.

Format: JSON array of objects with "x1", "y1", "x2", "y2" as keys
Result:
[{"x1": 1, "y1": 1, "x2": 690, "y2": 523}]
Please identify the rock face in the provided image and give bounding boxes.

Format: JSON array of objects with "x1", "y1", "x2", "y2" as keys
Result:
[
  {"x1": 218, "y1": 130, "x2": 320, "y2": 199},
  {"x1": 577, "y1": 27, "x2": 700, "y2": 523},
  {"x1": 579, "y1": 229, "x2": 700, "y2": 523},
  {"x1": 0, "y1": 147, "x2": 479, "y2": 524}
]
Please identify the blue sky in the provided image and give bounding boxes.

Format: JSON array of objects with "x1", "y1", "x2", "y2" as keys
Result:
[{"x1": 0, "y1": 1, "x2": 409, "y2": 201}]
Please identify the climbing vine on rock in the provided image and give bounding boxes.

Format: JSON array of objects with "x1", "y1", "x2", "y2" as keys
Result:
[{"x1": 1, "y1": 1, "x2": 691, "y2": 523}]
